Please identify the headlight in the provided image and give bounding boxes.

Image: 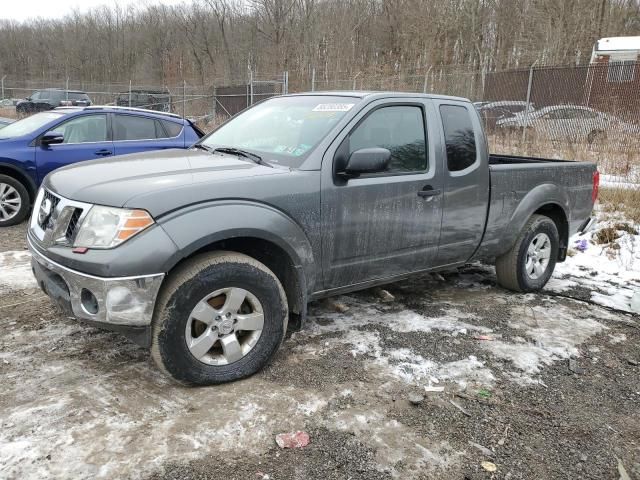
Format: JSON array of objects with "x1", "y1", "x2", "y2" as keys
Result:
[{"x1": 73, "y1": 206, "x2": 154, "y2": 249}]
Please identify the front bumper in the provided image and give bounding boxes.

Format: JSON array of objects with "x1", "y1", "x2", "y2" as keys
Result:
[{"x1": 28, "y1": 237, "x2": 164, "y2": 328}]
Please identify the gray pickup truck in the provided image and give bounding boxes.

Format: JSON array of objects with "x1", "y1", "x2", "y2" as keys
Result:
[{"x1": 28, "y1": 92, "x2": 598, "y2": 385}]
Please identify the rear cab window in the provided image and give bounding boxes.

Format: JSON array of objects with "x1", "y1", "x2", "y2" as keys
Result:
[{"x1": 440, "y1": 105, "x2": 478, "y2": 172}]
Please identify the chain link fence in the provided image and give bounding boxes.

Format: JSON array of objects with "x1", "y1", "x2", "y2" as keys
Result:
[
  {"x1": 2, "y1": 63, "x2": 638, "y2": 188},
  {"x1": 478, "y1": 62, "x2": 640, "y2": 190}
]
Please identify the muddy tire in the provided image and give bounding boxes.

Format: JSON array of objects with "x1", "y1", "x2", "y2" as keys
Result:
[
  {"x1": 151, "y1": 251, "x2": 288, "y2": 385},
  {"x1": 0, "y1": 175, "x2": 30, "y2": 227},
  {"x1": 495, "y1": 214, "x2": 559, "y2": 293}
]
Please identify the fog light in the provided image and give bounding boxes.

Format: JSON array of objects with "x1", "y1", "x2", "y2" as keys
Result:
[{"x1": 81, "y1": 288, "x2": 99, "y2": 314}]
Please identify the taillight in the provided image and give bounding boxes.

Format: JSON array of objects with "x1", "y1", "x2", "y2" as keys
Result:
[{"x1": 592, "y1": 170, "x2": 600, "y2": 203}]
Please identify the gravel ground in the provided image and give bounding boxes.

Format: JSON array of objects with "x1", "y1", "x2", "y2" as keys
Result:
[
  {"x1": 0, "y1": 222, "x2": 27, "y2": 253},
  {"x1": 1, "y1": 220, "x2": 639, "y2": 480}
]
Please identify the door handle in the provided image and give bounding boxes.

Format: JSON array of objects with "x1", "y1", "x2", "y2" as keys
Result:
[
  {"x1": 95, "y1": 149, "x2": 113, "y2": 156},
  {"x1": 417, "y1": 187, "x2": 442, "y2": 198}
]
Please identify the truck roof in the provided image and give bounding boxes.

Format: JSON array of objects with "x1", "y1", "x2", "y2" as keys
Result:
[{"x1": 285, "y1": 91, "x2": 471, "y2": 103}]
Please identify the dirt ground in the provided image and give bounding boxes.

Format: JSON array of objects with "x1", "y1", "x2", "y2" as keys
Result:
[{"x1": 1, "y1": 221, "x2": 639, "y2": 480}]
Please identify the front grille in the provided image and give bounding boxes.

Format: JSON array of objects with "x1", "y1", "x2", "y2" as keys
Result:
[
  {"x1": 38, "y1": 190, "x2": 61, "y2": 230},
  {"x1": 64, "y1": 208, "x2": 83, "y2": 243},
  {"x1": 31, "y1": 189, "x2": 91, "y2": 247}
]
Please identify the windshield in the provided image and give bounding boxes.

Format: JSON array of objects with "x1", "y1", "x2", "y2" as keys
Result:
[
  {"x1": 201, "y1": 95, "x2": 359, "y2": 167},
  {"x1": 0, "y1": 112, "x2": 64, "y2": 139}
]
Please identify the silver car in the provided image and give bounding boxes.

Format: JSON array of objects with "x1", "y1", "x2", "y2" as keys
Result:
[{"x1": 497, "y1": 105, "x2": 640, "y2": 144}]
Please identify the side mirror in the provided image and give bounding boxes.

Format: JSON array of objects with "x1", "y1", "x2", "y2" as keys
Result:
[
  {"x1": 41, "y1": 132, "x2": 64, "y2": 146},
  {"x1": 343, "y1": 148, "x2": 391, "y2": 176}
]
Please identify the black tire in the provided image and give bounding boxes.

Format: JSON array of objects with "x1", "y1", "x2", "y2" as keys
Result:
[
  {"x1": 495, "y1": 214, "x2": 559, "y2": 293},
  {"x1": 0, "y1": 174, "x2": 31, "y2": 227},
  {"x1": 151, "y1": 251, "x2": 288, "y2": 385}
]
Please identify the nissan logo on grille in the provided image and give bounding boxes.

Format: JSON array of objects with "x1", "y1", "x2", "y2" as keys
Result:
[{"x1": 38, "y1": 197, "x2": 54, "y2": 227}]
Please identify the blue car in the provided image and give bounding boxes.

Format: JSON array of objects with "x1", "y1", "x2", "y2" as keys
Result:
[{"x1": 0, "y1": 106, "x2": 204, "y2": 226}]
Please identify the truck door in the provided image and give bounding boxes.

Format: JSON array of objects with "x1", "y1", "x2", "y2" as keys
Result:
[
  {"x1": 321, "y1": 100, "x2": 444, "y2": 289},
  {"x1": 433, "y1": 102, "x2": 490, "y2": 266}
]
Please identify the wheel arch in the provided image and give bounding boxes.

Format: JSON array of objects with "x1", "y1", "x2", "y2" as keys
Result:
[
  {"x1": 533, "y1": 203, "x2": 569, "y2": 260},
  {"x1": 0, "y1": 163, "x2": 37, "y2": 203},
  {"x1": 158, "y1": 202, "x2": 316, "y2": 332},
  {"x1": 499, "y1": 183, "x2": 570, "y2": 261},
  {"x1": 167, "y1": 235, "x2": 308, "y2": 332}
]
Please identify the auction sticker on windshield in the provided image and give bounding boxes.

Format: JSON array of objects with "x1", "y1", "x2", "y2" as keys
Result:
[{"x1": 313, "y1": 103, "x2": 354, "y2": 112}]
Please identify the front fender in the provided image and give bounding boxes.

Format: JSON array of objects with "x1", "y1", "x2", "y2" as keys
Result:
[
  {"x1": 158, "y1": 200, "x2": 317, "y2": 291},
  {"x1": 498, "y1": 183, "x2": 569, "y2": 257}
]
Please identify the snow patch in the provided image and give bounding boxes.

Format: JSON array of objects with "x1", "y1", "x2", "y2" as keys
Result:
[
  {"x1": 482, "y1": 304, "x2": 605, "y2": 381},
  {"x1": 330, "y1": 328, "x2": 495, "y2": 388},
  {"x1": 325, "y1": 407, "x2": 462, "y2": 474},
  {"x1": 548, "y1": 214, "x2": 640, "y2": 313},
  {"x1": 0, "y1": 251, "x2": 36, "y2": 293}
]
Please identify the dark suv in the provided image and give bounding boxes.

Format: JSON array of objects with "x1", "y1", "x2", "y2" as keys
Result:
[
  {"x1": 116, "y1": 89, "x2": 171, "y2": 112},
  {"x1": 16, "y1": 89, "x2": 92, "y2": 114}
]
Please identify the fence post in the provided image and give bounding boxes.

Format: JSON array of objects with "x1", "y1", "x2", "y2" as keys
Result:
[
  {"x1": 66, "y1": 77, "x2": 69, "y2": 100},
  {"x1": 182, "y1": 80, "x2": 186, "y2": 118},
  {"x1": 352, "y1": 71, "x2": 361, "y2": 91},
  {"x1": 249, "y1": 68, "x2": 254, "y2": 105},
  {"x1": 283, "y1": 71, "x2": 289, "y2": 94},
  {"x1": 129, "y1": 80, "x2": 132, "y2": 107},
  {"x1": 521, "y1": 60, "x2": 538, "y2": 145},
  {"x1": 423, "y1": 66, "x2": 432, "y2": 93},
  {"x1": 212, "y1": 84, "x2": 216, "y2": 119},
  {"x1": 311, "y1": 68, "x2": 315, "y2": 92},
  {"x1": 1, "y1": 75, "x2": 5, "y2": 100}
]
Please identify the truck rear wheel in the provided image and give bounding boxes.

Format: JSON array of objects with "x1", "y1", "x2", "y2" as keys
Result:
[
  {"x1": 151, "y1": 251, "x2": 288, "y2": 385},
  {"x1": 0, "y1": 175, "x2": 30, "y2": 227},
  {"x1": 495, "y1": 214, "x2": 559, "y2": 292}
]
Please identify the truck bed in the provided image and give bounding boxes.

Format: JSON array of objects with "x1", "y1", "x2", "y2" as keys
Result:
[
  {"x1": 489, "y1": 153, "x2": 576, "y2": 165},
  {"x1": 475, "y1": 153, "x2": 597, "y2": 262}
]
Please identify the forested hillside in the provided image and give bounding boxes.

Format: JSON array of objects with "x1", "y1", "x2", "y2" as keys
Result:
[{"x1": 0, "y1": 0, "x2": 638, "y2": 86}]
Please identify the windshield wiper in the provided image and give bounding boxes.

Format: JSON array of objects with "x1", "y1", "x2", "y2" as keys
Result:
[
  {"x1": 193, "y1": 143, "x2": 215, "y2": 153},
  {"x1": 213, "y1": 147, "x2": 272, "y2": 168}
]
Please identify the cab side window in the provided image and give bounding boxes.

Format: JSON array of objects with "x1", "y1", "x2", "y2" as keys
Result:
[
  {"x1": 440, "y1": 105, "x2": 477, "y2": 172},
  {"x1": 348, "y1": 106, "x2": 427, "y2": 173}
]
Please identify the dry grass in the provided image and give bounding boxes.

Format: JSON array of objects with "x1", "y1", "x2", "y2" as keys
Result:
[
  {"x1": 488, "y1": 131, "x2": 640, "y2": 170},
  {"x1": 598, "y1": 187, "x2": 640, "y2": 223},
  {"x1": 0, "y1": 107, "x2": 18, "y2": 119}
]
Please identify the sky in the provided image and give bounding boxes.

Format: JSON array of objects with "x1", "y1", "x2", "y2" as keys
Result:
[{"x1": 0, "y1": 0, "x2": 189, "y2": 22}]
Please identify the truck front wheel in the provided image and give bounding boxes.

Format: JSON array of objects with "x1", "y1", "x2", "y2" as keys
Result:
[
  {"x1": 151, "y1": 251, "x2": 288, "y2": 385},
  {"x1": 495, "y1": 214, "x2": 559, "y2": 292}
]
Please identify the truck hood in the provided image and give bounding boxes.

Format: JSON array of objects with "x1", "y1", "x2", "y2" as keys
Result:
[{"x1": 45, "y1": 148, "x2": 289, "y2": 212}]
